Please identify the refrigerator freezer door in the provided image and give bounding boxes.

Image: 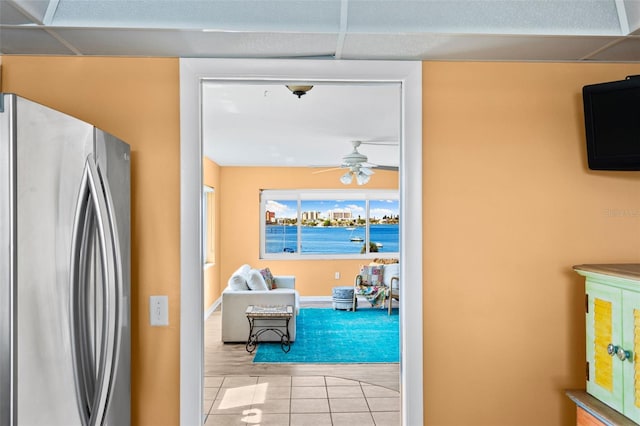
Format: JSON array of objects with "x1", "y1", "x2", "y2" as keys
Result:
[{"x1": 15, "y1": 96, "x2": 93, "y2": 425}]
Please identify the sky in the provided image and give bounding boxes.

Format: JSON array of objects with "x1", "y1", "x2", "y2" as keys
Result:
[{"x1": 266, "y1": 199, "x2": 399, "y2": 220}]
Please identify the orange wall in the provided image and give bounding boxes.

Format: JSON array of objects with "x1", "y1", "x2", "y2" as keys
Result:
[
  {"x1": 203, "y1": 157, "x2": 221, "y2": 309},
  {"x1": 423, "y1": 62, "x2": 640, "y2": 426},
  {"x1": 5, "y1": 56, "x2": 640, "y2": 426},
  {"x1": 1, "y1": 56, "x2": 181, "y2": 426},
  {"x1": 218, "y1": 166, "x2": 399, "y2": 296}
]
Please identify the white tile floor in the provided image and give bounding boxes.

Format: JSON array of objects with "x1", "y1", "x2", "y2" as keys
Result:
[
  {"x1": 203, "y1": 301, "x2": 400, "y2": 425},
  {"x1": 203, "y1": 374, "x2": 400, "y2": 426}
]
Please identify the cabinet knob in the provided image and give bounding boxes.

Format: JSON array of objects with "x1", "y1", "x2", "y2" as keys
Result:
[
  {"x1": 608, "y1": 343, "x2": 618, "y2": 356},
  {"x1": 617, "y1": 347, "x2": 632, "y2": 362}
]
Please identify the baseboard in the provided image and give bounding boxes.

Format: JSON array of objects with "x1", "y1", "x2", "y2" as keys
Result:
[
  {"x1": 204, "y1": 297, "x2": 222, "y2": 320},
  {"x1": 300, "y1": 295, "x2": 332, "y2": 303}
]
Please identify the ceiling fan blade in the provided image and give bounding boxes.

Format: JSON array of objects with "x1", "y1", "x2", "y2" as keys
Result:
[
  {"x1": 374, "y1": 165, "x2": 399, "y2": 171},
  {"x1": 358, "y1": 139, "x2": 399, "y2": 146},
  {"x1": 311, "y1": 167, "x2": 343, "y2": 174},
  {"x1": 364, "y1": 162, "x2": 398, "y2": 171}
]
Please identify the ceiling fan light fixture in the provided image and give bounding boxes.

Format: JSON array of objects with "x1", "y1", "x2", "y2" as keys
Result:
[
  {"x1": 360, "y1": 167, "x2": 374, "y2": 176},
  {"x1": 340, "y1": 171, "x2": 353, "y2": 185},
  {"x1": 286, "y1": 84, "x2": 313, "y2": 98},
  {"x1": 356, "y1": 171, "x2": 371, "y2": 185}
]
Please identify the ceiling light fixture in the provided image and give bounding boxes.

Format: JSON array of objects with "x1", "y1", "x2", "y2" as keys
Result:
[
  {"x1": 340, "y1": 171, "x2": 353, "y2": 185},
  {"x1": 286, "y1": 84, "x2": 313, "y2": 98},
  {"x1": 340, "y1": 167, "x2": 373, "y2": 185},
  {"x1": 355, "y1": 171, "x2": 371, "y2": 185}
]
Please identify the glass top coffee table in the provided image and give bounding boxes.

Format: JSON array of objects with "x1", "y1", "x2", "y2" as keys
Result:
[{"x1": 245, "y1": 305, "x2": 293, "y2": 353}]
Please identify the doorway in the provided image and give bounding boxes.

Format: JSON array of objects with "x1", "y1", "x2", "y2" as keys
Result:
[{"x1": 179, "y1": 59, "x2": 423, "y2": 426}]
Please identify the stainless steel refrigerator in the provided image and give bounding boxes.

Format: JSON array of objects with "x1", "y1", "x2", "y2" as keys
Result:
[{"x1": 0, "y1": 94, "x2": 130, "y2": 426}]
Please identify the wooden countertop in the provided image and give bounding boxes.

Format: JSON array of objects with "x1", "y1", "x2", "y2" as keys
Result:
[
  {"x1": 573, "y1": 264, "x2": 640, "y2": 281},
  {"x1": 566, "y1": 390, "x2": 637, "y2": 426}
]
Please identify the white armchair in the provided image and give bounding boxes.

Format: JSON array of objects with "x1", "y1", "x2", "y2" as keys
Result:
[{"x1": 352, "y1": 261, "x2": 399, "y2": 315}]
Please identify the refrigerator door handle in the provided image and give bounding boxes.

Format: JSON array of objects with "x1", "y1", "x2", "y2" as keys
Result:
[{"x1": 70, "y1": 154, "x2": 120, "y2": 426}]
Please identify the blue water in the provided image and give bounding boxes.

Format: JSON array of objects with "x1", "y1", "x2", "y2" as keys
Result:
[{"x1": 266, "y1": 224, "x2": 399, "y2": 254}]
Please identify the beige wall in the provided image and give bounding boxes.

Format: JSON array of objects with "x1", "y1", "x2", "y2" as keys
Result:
[
  {"x1": 423, "y1": 62, "x2": 640, "y2": 425},
  {"x1": 4, "y1": 56, "x2": 640, "y2": 426},
  {"x1": 218, "y1": 166, "x2": 399, "y2": 297},
  {"x1": 1, "y1": 56, "x2": 181, "y2": 426}
]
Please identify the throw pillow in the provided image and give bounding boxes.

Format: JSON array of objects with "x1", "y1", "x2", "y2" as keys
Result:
[
  {"x1": 233, "y1": 264, "x2": 251, "y2": 277},
  {"x1": 228, "y1": 264, "x2": 251, "y2": 290},
  {"x1": 359, "y1": 265, "x2": 384, "y2": 286},
  {"x1": 228, "y1": 274, "x2": 249, "y2": 291},
  {"x1": 260, "y1": 267, "x2": 275, "y2": 289},
  {"x1": 247, "y1": 269, "x2": 269, "y2": 291},
  {"x1": 382, "y1": 263, "x2": 400, "y2": 288}
]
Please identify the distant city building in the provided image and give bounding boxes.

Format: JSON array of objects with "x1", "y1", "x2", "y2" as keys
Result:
[
  {"x1": 302, "y1": 211, "x2": 321, "y2": 221},
  {"x1": 265, "y1": 210, "x2": 276, "y2": 223},
  {"x1": 330, "y1": 210, "x2": 352, "y2": 221}
]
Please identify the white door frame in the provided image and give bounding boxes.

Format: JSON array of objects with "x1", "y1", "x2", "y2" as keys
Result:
[{"x1": 179, "y1": 58, "x2": 423, "y2": 426}]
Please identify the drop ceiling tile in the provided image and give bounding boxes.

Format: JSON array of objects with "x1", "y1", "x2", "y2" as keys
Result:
[
  {"x1": 0, "y1": 27, "x2": 76, "y2": 55},
  {"x1": 52, "y1": 28, "x2": 338, "y2": 57},
  {"x1": 51, "y1": 0, "x2": 342, "y2": 32},
  {"x1": 588, "y1": 36, "x2": 640, "y2": 61},
  {"x1": 340, "y1": 33, "x2": 624, "y2": 61},
  {"x1": 346, "y1": 0, "x2": 622, "y2": 35}
]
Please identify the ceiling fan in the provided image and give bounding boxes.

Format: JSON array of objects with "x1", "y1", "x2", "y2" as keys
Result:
[{"x1": 313, "y1": 140, "x2": 399, "y2": 185}]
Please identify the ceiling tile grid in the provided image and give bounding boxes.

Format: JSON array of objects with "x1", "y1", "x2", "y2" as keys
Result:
[{"x1": 1, "y1": 0, "x2": 640, "y2": 61}]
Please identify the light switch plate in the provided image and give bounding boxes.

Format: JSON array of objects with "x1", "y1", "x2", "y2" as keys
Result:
[{"x1": 150, "y1": 295, "x2": 169, "y2": 326}]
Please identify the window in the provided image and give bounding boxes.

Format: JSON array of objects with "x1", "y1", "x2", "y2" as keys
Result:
[
  {"x1": 203, "y1": 186, "x2": 215, "y2": 264},
  {"x1": 261, "y1": 190, "x2": 399, "y2": 259}
]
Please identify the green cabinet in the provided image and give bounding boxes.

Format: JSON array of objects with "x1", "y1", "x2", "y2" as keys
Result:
[{"x1": 577, "y1": 265, "x2": 640, "y2": 424}]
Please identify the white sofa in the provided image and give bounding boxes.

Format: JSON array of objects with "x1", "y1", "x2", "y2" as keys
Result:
[{"x1": 221, "y1": 266, "x2": 299, "y2": 343}]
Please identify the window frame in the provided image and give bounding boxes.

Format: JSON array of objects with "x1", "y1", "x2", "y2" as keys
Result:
[
  {"x1": 260, "y1": 189, "x2": 399, "y2": 260},
  {"x1": 202, "y1": 185, "x2": 215, "y2": 265}
]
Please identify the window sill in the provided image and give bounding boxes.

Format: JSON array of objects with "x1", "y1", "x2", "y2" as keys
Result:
[{"x1": 260, "y1": 253, "x2": 399, "y2": 261}]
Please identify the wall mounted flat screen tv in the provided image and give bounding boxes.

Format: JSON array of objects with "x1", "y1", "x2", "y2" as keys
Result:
[{"x1": 583, "y1": 76, "x2": 640, "y2": 170}]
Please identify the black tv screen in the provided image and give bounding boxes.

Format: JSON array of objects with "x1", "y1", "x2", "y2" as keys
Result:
[{"x1": 583, "y1": 76, "x2": 640, "y2": 170}]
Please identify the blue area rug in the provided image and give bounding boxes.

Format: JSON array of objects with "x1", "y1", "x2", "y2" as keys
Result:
[{"x1": 253, "y1": 307, "x2": 399, "y2": 363}]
